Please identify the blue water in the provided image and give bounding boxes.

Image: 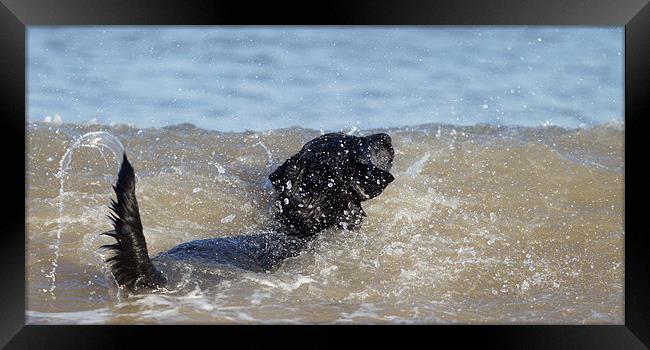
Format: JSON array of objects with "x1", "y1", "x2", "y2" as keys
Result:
[{"x1": 27, "y1": 27, "x2": 623, "y2": 132}]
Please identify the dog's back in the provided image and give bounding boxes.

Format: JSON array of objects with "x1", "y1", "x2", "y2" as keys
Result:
[{"x1": 154, "y1": 232, "x2": 312, "y2": 273}]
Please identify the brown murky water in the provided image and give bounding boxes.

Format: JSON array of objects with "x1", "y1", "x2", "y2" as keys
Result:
[{"x1": 26, "y1": 121, "x2": 624, "y2": 324}]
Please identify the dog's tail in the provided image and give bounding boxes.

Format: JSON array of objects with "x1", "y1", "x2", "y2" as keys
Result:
[{"x1": 100, "y1": 153, "x2": 164, "y2": 291}]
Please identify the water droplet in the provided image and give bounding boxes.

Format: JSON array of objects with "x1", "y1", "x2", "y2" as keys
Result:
[{"x1": 220, "y1": 214, "x2": 236, "y2": 223}]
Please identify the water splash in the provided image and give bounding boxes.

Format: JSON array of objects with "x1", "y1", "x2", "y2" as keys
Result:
[
  {"x1": 254, "y1": 138, "x2": 273, "y2": 169},
  {"x1": 47, "y1": 131, "x2": 125, "y2": 297},
  {"x1": 254, "y1": 137, "x2": 275, "y2": 191}
]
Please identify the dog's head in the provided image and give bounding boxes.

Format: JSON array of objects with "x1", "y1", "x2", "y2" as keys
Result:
[{"x1": 269, "y1": 132, "x2": 395, "y2": 236}]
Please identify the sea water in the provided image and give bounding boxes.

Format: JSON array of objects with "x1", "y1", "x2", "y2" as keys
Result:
[{"x1": 25, "y1": 27, "x2": 624, "y2": 324}]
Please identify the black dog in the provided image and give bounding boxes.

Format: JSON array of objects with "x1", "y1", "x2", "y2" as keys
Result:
[{"x1": 100, "y1": 132, "x2": 395, "y2": 292}]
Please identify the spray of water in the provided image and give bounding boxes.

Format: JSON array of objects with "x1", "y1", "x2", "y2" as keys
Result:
[{"x1": 47, "y1": 131, "x2": 125, "y2": 297}]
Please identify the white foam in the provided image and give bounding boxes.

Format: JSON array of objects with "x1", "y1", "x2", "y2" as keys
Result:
[
  {"x1": 244, "y1": 274, "x2": 315, "y2": 291},
  {"x1": 43, "y1": 114, "x2": 63, "y2": 126},
  {"x1": 27, "y1": 308, "x2": 113, "y2": 324}
]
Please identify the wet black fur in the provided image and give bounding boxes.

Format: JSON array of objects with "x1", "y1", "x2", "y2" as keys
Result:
[
  {"x1": 100, "y1": 133, "x2": 394, "y2": 292},
  {"x1": 269, "y1": 133, "x2": 395, "y2": 236}
]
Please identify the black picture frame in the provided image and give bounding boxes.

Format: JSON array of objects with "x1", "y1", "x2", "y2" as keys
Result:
[{"x1": 2, "y1": 0, "x2": 649, "y2": 348}]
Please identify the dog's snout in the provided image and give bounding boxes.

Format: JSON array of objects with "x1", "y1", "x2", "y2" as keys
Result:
[{"x1": 365, "y1": 133, "x2": 394, "y2": 172}]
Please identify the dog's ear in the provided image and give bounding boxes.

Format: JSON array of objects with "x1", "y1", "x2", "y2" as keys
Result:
[
  {"x1": 350, "y1": 163, "x2": 395, "y2": 200},
  {"x1": 269, "y1": 152, "x2": 305, "y2": 194}
]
